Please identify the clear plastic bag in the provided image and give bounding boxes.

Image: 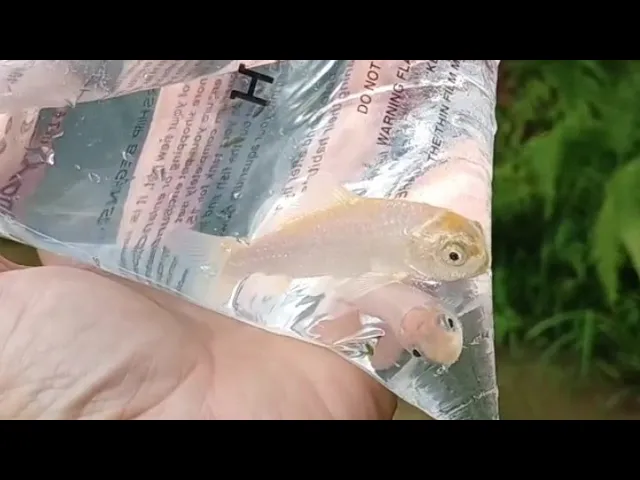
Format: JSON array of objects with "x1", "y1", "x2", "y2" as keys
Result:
[{"x1": 0, "y1": 60, "x2": 499, "y2": 419}]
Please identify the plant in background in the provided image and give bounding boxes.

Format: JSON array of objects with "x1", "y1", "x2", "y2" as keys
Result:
[{"x1": 494, "y1": 60, "x2": 640, "y2": 392}]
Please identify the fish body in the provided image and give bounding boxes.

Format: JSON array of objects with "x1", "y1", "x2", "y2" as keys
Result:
[
  {"x1": 227, "y1": 197, "x2": 434, "y2": 279},
  {"x1": 168, "y1": 181, "x2": 489, "y2": 307}
]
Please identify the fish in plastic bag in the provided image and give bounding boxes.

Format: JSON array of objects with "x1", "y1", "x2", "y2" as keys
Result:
[
  {"x1": 163, "y1": 174, "x2": 489, "y2": 308},
  {"x1": 0, "y1": 60, "x2": 499, "y2": 420},
  {"x1": 305, "y1": 280, "x2": 465, "y2": 368}
]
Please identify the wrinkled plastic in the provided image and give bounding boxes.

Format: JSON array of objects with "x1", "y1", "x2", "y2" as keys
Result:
[
  {"x1": 0, "y1": 60, "x2": 499, "y2": 420},
  {"x1": 0, "y1": 60, "x2": 274, "y2": 111}
]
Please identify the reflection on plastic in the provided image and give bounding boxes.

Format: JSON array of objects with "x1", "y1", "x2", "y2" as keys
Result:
[
  {"x1": 0, "y1": 60, "x2": 499, "y2": 420},
  {"x1": 0, "y1": 60, "x2": 275, "y2": 111}
]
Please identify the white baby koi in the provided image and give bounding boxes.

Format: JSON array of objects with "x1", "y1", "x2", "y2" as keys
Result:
[{"x1": 166, "y1": 178, "x2": 489, "y2": 307}]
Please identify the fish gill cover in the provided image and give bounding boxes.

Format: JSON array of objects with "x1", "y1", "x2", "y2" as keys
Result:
[{"x1": 0, "y1": 60, "x2": 499, "y2": 420}]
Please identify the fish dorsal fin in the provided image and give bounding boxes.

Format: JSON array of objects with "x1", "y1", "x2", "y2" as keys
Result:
[
  {"x1": 263, "y1": 174, "x2": 360, "y2": 234},
  {"x1": 288, "y1": 183, "x2": 357, "y2": 219}
]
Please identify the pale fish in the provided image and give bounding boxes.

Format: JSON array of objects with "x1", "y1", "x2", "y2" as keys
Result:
[
  {"x1": 166, "y1": 178, "x2": 490, "y2": 307},
  {"x1": 310, "y1": 282, "x2": 464, "y2": 367}
]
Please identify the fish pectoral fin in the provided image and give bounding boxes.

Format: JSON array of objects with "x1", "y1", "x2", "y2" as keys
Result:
[
  {"x1": 334, "y1": 272, "x2": 409, "y2": 302},
  {"x1": 278, "y1": 173, "x2": 360, "y2": 226}
]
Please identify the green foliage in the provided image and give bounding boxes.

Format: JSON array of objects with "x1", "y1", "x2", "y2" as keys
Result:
[{"x1": 493, "y1": 60, "x2": 640, "y2": 386}]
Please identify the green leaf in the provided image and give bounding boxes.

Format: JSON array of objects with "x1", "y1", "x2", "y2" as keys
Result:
[
  {"x1": 592, "y1": 192, "x2": 623, "y2": 307},
  {"x1": 520, "y1": 126, "x2": 564, "y2": 217},
  {"x1": 579, "y1": 311, "x2": 597, "y2": 377},
  {"x1": 525, "y1": 311, "x2": 577, "y2": 340},
  {"x1": 611, "y1": 158, "x2": 640, "y2": 282}
]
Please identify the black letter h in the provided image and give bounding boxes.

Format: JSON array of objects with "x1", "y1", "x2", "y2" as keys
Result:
[{"x1": 230, "y1": 63, "x2": 274, "y2": 107}]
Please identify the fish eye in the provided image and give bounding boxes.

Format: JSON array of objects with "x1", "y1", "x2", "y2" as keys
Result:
[
  {"x1": 441, "y1": 242, "x2": 467, "y2": 266},
  {"x1": 438, "y1": 313, "x2": 458, "y2": 331},
  {"x1": 411, "y1": 349, "x2": 422, "y2": 358}
]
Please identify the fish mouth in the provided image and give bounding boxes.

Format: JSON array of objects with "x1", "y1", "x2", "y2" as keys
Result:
[
  {"x1": 442, "y1": 338, "x2": 464, "y2": 366},
  {"x1": 414, "y1": 331, "x2": 463, "y2": 366}
]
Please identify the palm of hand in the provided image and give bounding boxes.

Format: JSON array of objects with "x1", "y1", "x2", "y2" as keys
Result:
[{"x1": 0, "y1": 263, "x2": 395, "y2": 419}]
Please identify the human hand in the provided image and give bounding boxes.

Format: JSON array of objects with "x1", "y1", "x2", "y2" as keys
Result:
[{"x1": 0, "y1": 252, "x2": 396, "y2": 420}]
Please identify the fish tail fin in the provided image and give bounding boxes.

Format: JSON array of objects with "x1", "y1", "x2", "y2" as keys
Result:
[{"x1": 165, "y1": 228, "x2": 246, "y2": 309}]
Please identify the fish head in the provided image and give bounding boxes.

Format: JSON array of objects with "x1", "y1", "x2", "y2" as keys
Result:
[
  {"x1": 407, "y1": 210, "x2": 490, "y2": 282},
  {"x1": 398, "y1": 303, "x2": 463, "y2": 366}
]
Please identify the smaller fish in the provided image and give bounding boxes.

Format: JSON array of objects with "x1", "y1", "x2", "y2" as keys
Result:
[
  {"x1": 311, "y1": 281, "x2": 464, "y2": 367},
  {"x1": 166, "y1": 175, "x2": 489, "y2": 308},
  {"x1": 397, "y1": 303, "x2": 462, "y2": 367}
]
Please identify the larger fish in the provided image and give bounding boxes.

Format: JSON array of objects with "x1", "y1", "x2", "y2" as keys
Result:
[{"x1": 168, "y1": 181, "x2": 489, "y2": 307}]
